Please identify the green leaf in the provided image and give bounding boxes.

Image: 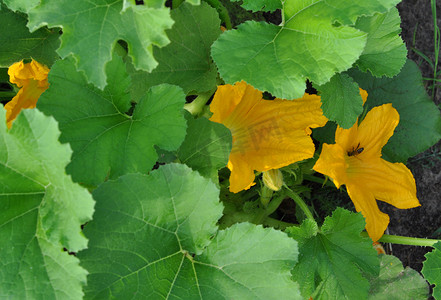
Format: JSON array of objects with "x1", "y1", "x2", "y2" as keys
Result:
[
  {"x1": 349, "y1": 59, "x2": 441, "y2": 162},
  {"x1": 129, "y1": 2, "x2": 221, "y2": 99},
  {"x1": 78, "y1": 164, "x2": 300, "y2": 299},
  {"x1": 422, "y1": 241, "x2": 441, "y2": 299},
  {"x1": 25, "y1": 0, "x2": 173, "y2": 89},
  {"x1": 177, "y1": 115, "x2": 232, "y2": 178},
  {"x1": 37, "y1": 55, "x2": 187, "y2": 186},
  {"x1": 0, "y1": 106, "x2": 94, "y2": 299},
  {"x1": 230, "y1": 0, "x2": 282, "y2": 12},
  {"x1": 355, "y1": 7, "x2": 407, "y2": 77},
  {"x1": 318, "y1": 73, "x2": 363, "y2": 129},
  {"x1": 368, "y1": 255, "x2": 428, "y2": 299},
  {"x1": 2, "y1": 0, "x2": 40, "y2": 13},
  {"x1": 212, "y1": 0, "x2": 400, "y2": 99},
  {"x1": 287, "y1": 208, "x2": 379, "y2": 299},
  {"x1": 0, "y1": 3, "x2": 60, "y2": 67}
]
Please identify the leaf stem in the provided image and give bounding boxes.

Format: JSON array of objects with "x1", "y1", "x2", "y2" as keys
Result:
[
  {"x1": 284, "y1": 187, "x2": 315, "y2": 221},
  {"x1": 303, "y1": 174, "x2": 335, "y2": 188},
  {"x1": 361, "y1": 232, "x2": 441, "y2": 247},
  {"x1": 184, "y1": 91, "x2": 213, "y2": 116},
  {"x1": 0, "y1": 91, "x2": 16, "y2": 98}
]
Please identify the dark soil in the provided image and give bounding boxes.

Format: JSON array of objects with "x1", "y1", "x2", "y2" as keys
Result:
[{"x1": 378, "y1": 0, "x2": 441, "y2": 273}]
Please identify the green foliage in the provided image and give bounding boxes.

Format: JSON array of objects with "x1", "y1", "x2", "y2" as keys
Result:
[
  {"x1": 177, "y1": 114, "x2": 232, "y2": 179},
  {"x1": 287, "y1": 208, "x2": 379, "y2": 299},
  {"x1": 318, "y1": 73, "x2": 364, "y2": 129},
  {"x1": 78, "y1": 164, "x2": 300, "y2": 299},
  {"x1": 230, "y1": 0, "x2": 282, "y2": 12},
  {"x1": 212, "y1": 0, "x2": 401, "y2": 99},
  {"x1": 422, "y1": 241, "x2": 441, "y2": 299},
  {"x1": 0, "y1": 106, "x2": 94, "y2": 299},
  {"x1": 355, "y1": 7, "x2": 407, "y2": 77},
  {"x1": 1, "y1": 0, "x2": 441, "y2": 298},
  {"x1": 349, "y1": 59, "x2": 441, "y2": 162},
  {"x1": 368, "y1": 255, "x2": 428, "y2": 299},
  {"x1": 20, "y1": 0, "x2": 174, "y2": 89},
  {"x1": 37, "y1": 54, "x2": 187, "y2": 186},
  {"x1": 129, "y1": 2, "x2": 221, "y2": 99},
  {"x1": 0, "y1": 4, "x2": 60, "y2": 67}
]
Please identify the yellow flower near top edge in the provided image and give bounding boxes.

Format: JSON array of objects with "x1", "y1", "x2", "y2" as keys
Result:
[
  {"x1": 5, "y1": 60, "x2": 50, "y2": 129},
  {"x1": 313, "y1": 103, "x2": 420, "y2": 242},
  {"x1": 210, "y1": 81, "x2": 328, "y2": 193}
]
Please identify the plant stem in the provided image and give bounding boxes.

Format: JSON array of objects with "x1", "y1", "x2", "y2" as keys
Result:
[
  {"x1": 262, "y1": 217, "x2": 297, "y2": 230},
  {"x1": 260, "y1": 185, "x2": 273, "y2": 207},
  {"x1": 183, "y1": 91, "x2": 213, "y2": 116},
  {"x1": 361, "y1": 232, "x2": 441, "y2": 247},
  {"x1": 303, "y1": 174, "x2": 335, "y2": 188},
  {"x1": 284, "y1": 187, "x2": 315, "y2": 221},
  {"x1": 0, "y1": 91, "x2": 16, "y2": 98},
  {"x1": 431, "y1": 0, "x2": 440, "y2": 98}
]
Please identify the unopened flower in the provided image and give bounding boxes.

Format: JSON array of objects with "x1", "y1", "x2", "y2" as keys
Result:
[
  {"x1": 5, "y1": 60, "x2": 49, "y2": 128},
  {"x1": 210, "y1": 81, "x2": 327, "y2": 193},
  {"x1": 313, "y1": 104, "x2": 420, "y2": 241}
]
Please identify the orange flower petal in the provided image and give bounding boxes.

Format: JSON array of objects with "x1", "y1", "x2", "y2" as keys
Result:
[
  {"x1": 5, "y1": 60, "x2": 49, "y2": 129},
  {"x1": 346, "y1": 184, "x2": 390, "y2": 242},
  {"x1": 346, "y1": 158, "x2": 419, "y2": 210},
  {"x1": 227, "y1": 154, "x2": 256, "y2": 193},
  {"x1": 314, "y1": 104, "x2": 419, "y2": 241},
  {"x1": 211, "y1": 82, "x2": 327, "y2": 192},
  {"x1": 312, "y1": 143, "x2": 348, "y2": 189},
  {"x1": 357, "y1": 104, "x2": 399, "y2": 159},
  {"x1": 359, "y1": 88, "x2": 368, "y2": 104}
]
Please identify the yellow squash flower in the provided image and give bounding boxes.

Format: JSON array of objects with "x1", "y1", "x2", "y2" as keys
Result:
[
  {"x1": 210, "y1": 81, "x2": 328, "y2": 193},
  {"x1": 5, "y1": 60, "x2": 50, "y2": 128},
  {"x1": 313, "y1": 104, "x2": 420, "y2": 241}
]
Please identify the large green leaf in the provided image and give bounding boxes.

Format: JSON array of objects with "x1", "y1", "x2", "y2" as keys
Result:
[
  {"x1": 37, "y1": 55, "x2": 187, "y2": 186},
  {"x1": 129, "y1": 2, "x2": 221, "y2": 99},
  {"x1": 355, "y1": 7, "x2": 407, "y2": 77},
  {"x1": 0, "y1": 106, "x2": 94, "y2": 299},
  {"x1": 287, "y1": 208, "x2": 379, "y2": 299},
  {"x1": 78, "y1": 164, "x2": 300, "y2": 299},
  {"x1": 349, "y1": 59, "x2": 441, "y2": 162},
  {"x1": 368, "y1": 255, "x2": 428, "y2": 299},
  {"x1": 212, "y1": 0, "x2": 400, "y2": 99},
  {"x1": 230, "y1": 0, "x2": 282, "y2": 12},
  {"x1": 422, "y1": 241, "x2": 441, "y2": 299},
  {"x1": 0, "y1": 3, "x2": 60, "y2": 67},
  {"x1": 21, "y1": 0, "x2": 173, "y2": 89},
  {"x1": 318, "y1": 73, "x2": 363, "y2": 129},
  {"x1": 177, "y1": 115, "x2": 232, "y2": 178}
]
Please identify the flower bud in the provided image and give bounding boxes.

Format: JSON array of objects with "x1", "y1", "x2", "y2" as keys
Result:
[{"x1": 263, "y1": 169, "x2": 283, "y2": 191}]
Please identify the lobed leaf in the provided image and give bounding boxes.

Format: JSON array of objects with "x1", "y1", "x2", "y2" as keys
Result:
[
  {"x1": 37, "y1": 55, "x2": 187, "y2": 186},
  {"x1": 0, "y1": 3, "x2": 60, "y2": 67},
  {"x1": 318, "y1": 73, "x2": 363, "y2": 129},
  {"x1": 129, "y1": 2, "x2": 221, "y2": 99},
  {"x1": 78, "y1": 164, "x2": 300, "y2": 299},
  {"x1": 25, "y1": 0, "x2": 173, "y2": 89},
  {"x1": 0, "y1": 106, "x2": 94, "y2": 299},
  {"x1": 368, "y1": 255, "x2": 428, "y2": 299},
  {"x1": 287, "y1": 208, "x2": 379, "y2": 299},
  {"x1": 355, "y1": 7, "x2": 407, "y2": 78},
  {"x1": 422, "y1": 241, "x2": 441, "y2": 299},
  {"x1": 230, "y1": 0, "x2": 282, "y2": 12},
  {"x1": 177, "y1": 115, "x2": 232, "y2": 179},
  {"x1": 212, "y1": 0, "x2": 400, "y2": 99}
]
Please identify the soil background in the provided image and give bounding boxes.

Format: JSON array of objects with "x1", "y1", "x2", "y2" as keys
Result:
[{"x1": 379, "y1": 0, "x2": 441, "y2": 274}]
